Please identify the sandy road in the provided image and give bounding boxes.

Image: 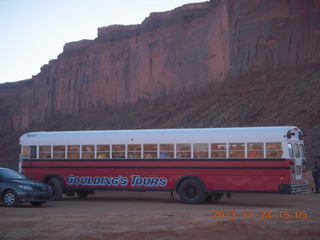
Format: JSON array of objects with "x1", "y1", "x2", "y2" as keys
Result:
[{"x1": 0, "y1": 191, "x2": 319, "y2": 240}]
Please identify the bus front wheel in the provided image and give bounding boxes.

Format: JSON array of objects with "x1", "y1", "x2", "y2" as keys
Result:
[
  {"x1": 178, "y1": 178, "x2": 207, "y2": 204},
  {"x1": 48, "y1": 177, "x2": 63, "y2": 200}
]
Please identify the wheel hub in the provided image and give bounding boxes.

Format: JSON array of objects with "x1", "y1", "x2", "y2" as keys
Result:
[
  {"x1": 187, "y1": 185, "x2": 197, "y2": 197},
  {"x1": 5, "y1": 193, "x2": 15, "y2": 206}
]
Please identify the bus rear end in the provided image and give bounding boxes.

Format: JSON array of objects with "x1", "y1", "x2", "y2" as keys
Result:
[{"x1": 278, "y1": 128, "x2": 307, "y2": 193}]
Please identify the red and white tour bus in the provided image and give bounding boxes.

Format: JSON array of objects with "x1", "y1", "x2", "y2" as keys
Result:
[{"x1": 19, "y1": 126, "x2": 307, "y2": 203}]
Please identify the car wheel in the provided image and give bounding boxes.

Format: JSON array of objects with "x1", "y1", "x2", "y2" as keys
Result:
[
  {"x1": 31, "y1": 201, "x2": 46, "y2": 207},
  {"x1": 3, "y1": 190, "x2": 18, "y2": 207}
]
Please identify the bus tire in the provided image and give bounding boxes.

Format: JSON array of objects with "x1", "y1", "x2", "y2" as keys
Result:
[
  {"x1": 178, "y1": 178, "x2": 207, "y2": 204},
  {"x1": 48, "y1": 177, "x2": 63, "y2": 200}
]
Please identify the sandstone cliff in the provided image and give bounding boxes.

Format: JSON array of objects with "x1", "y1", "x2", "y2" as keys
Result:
[{"x1": 1, "y1": 0, "x2": 319, "y2": 132}]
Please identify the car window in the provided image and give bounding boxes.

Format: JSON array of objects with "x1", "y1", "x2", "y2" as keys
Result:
[{"x1": 0, "y1": 169, "x2": 28, "y2": 180}]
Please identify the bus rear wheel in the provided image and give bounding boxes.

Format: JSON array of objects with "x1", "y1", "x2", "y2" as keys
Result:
[
  {"x1": 178, "y1": 178, "x2": 207, "y2": 204},
  {"x1": 48, "y1": 177, "x2": 63, "y2": 200}
]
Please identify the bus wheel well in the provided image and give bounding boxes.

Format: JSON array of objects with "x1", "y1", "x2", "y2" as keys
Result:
[
  {"x1": 175, "y1": 176, "x2": 207, "y2": 193},
  {"x1": 43, "y1": 175, "x2": 65, "y2": 189},
  {"x1": 176, "y1": 176, "x2": 207, "y2": 204},
  {"x1": 43, "y1": 175, "x2": 65, "y2": 201}
]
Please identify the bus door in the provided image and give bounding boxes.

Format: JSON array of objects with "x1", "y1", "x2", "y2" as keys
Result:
[{"x1": 290, "y1": 143, "x2": 303, "y2": 180}]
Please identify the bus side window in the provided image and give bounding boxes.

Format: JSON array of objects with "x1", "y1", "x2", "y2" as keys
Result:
[
  {"x1": 160, "y1": 144, "x2": 174, "y2": 159},
  {"x1": 194, "y1": 143, "x2": 209, "y2": 158},
  {"x1": 53, "y1": 145, "x2": 66, "y2": 159},
  {"x1": 266, "y1": 142, "x2": 283, "y2": 158},
  {"x1": 211, "y1": 143, "x2": 226, "y2": 158},
  {"x1": 97, "y1": 145, "x2": 110, "y2": 159},
  {"x1": 112, "y1": 145, "x2": 125, "y2": 158},
  {"x1": 39, "y1": 145, "x2": 51, "y2": 159},
  {"x1": 229, "y1": 143, "x2": 245, "y2": 158},
  {"x1": 293, "y1": 143, "x2": 300, "y2": 158},
  {"x1": 22, "y1": 146, "x2": 30, "y2": 158},
  {"x1": 30, "y1": 146, "x2": 37, "y2": 159},
  {"x1": 82, "y1": 145, "x2": 95, "y2": 159},
  {"x1": 143, "y1": 144, "x2": 157, "y2": 159},
  {"x1": 176, "y1": 144, "x2": 191, "y2": 158},
  {"x1": 128, "y1": 144, "x2": 141, "y2": 159},
  {"x1": 68, "y1": 145, "x2": 80, "y2": 159},
  {"x1": 247, "y1": 143, "x2": 264, "y2": 158}
]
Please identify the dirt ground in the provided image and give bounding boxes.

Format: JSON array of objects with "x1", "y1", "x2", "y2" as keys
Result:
[{"x1": 0, "y1": 188, "x2": 319, "y2": 240}]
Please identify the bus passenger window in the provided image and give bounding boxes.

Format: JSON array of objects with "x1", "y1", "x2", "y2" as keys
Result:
[
  {"x1": 160, "y1": 144, "x2": 174, "y2": 159},
  {"x1": 176, "y1": 144, "x2": 191, "y2": 158},
  {"x1": 293, "y1": 143, "x2": 300, "y2": 158},
  {"x1": 67, "y1": 145, "x2": 80, "y2": 159},
  {"x1": 112, "y1": 145, "x2": 125, "y2": 158},
  {"x1": 82, "y1": 145, "x2": 95, "y2": 159},
  {"x1": 266, "y1": 143, "x2": 283, "y2": 158},
  {"x1": 247, "y1": 143, "x2": 264, "y2": 158},
  {"x1": 30, "y1": 146, "x2": 37, "y2": 159},
  {"x1": 143, "y1": 144, "x2": 157, "y2": 159},
  {"x1": 39, "y1": 145, "x2": 51, "y2": 159},
  {"x1": 22, "y1": 146, "x2": 30, "y2": 158},
  {"x1": 194, "y1": 143, "x2": 209, "y2": 158},
  {"x1": 97, "y1": 145, "x2": 110, "y2": 159},
  {"x1": 229, "y1": 143, "x2": 245, "y2": 158},
  {"x1": 211, "y1": 143, "x2": 226, "y2": 158},
  {"x1": 53, "y1": 145, "x2": 66, "y2": 159},
  {"x1": 128, "y1": 144, "x2": 141, "y2": 159}
]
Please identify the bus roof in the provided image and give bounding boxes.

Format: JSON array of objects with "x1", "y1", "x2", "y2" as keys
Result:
[{"x1": 19, "y1": 126, "x2": 303, "y2": 145}]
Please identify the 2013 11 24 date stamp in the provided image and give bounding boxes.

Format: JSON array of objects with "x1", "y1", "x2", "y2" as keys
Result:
[{"x1": 211, "y1": 210, "x2": 308, "y2": 220}]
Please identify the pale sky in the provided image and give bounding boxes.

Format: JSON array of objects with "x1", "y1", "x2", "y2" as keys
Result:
[{"x1": 0, "y1": 0, "x2": 207, "y2": 84}]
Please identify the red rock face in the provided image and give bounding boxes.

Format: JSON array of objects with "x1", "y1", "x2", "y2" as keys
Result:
[
  {"x1": 0, "y1": 0, "x2": 320, "y2": 131},
  {"x1": 227, "y1": 0, "x2": 320, "y2": 73}
]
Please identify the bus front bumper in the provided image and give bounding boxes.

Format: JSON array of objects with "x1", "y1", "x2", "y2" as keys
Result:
[{"x1": 278, "y1": 183, "x2": 307, "y2": 194}]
